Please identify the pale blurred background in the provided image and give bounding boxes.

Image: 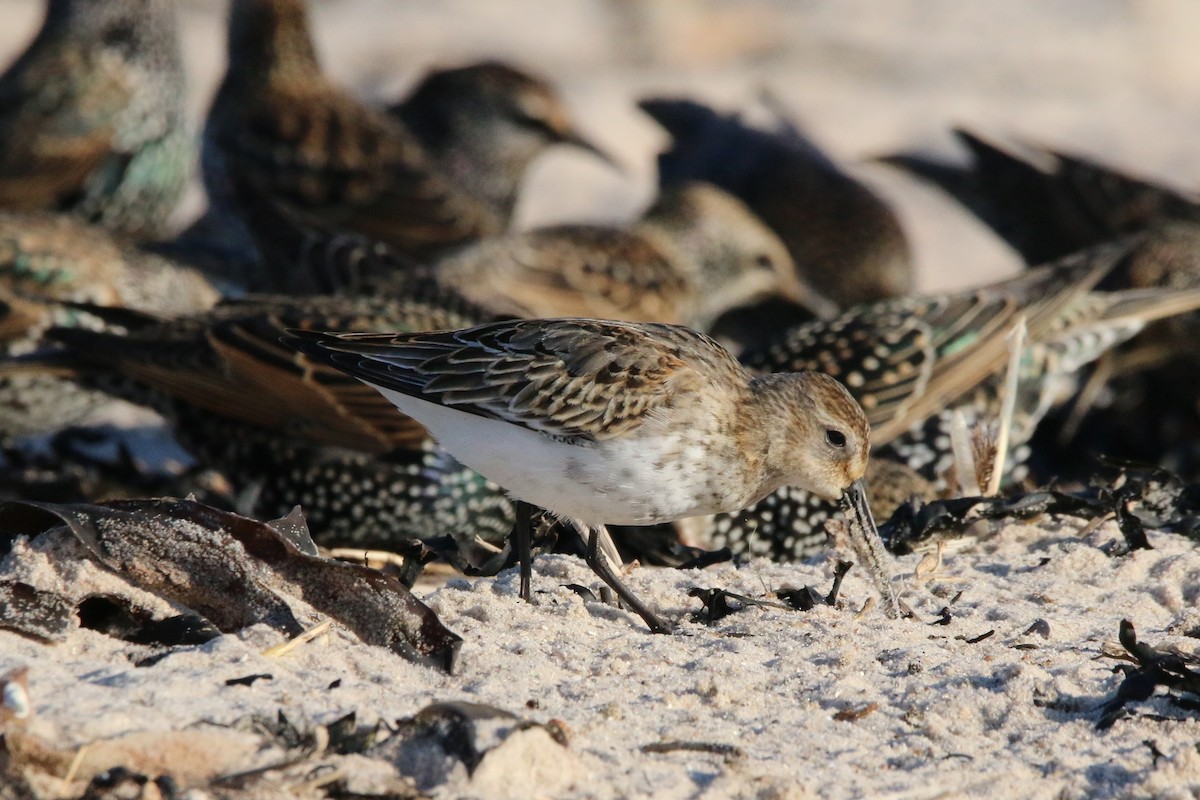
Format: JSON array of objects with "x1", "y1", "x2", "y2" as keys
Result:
[{"x1": 1, "y1": 0, "x2": 1198, "y2": 290}]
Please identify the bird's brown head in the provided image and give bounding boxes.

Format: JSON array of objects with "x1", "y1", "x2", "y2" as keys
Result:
[
  {"x1": 399, "y1": 61, "x2": 611, "y2": 166},
  {"x1": 642, "y1": 183, "x2": 831, "y2": 326},
  {"x1": 752, "y1": 370, "x2": 871, "y2": 503}
]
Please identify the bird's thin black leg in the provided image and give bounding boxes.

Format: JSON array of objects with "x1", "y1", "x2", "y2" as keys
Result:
[
  {"x1": 583, "y1": 523, "x2": 673, "y2": 634},
  {"x1": 514, "y1": 500, "x2": 533, "y2": 602}
]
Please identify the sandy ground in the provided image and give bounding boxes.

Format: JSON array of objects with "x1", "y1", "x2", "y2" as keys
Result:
[
  {"x1": 2, "y1": 1, "x2": 1200, "y2": 798},
  {"x1": 3, "y1": 516, "x2": 1199, "y2": 798}
]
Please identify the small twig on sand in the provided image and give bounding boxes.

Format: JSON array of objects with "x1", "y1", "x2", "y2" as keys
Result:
[{"x1": 263, "y1": 619, "x2": 333, "y2": 658}]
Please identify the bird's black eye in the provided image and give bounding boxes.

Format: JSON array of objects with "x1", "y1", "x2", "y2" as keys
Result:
[
  {"x1": 754, "y1": 253, "x2": 774, "y2": 270},
  {"x1": 825, "y1": 429, "x2": 847, "y2": 448}
]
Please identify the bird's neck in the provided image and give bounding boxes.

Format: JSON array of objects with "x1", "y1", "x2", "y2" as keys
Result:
[
  {"x1": 743, "y1": 373, "x2": 808, "y2": 490},
  {"x1": 636, "y1": 213, "x2": 776, "y2": 329},
  {"x1": 402, "y1": 109, "x2": 541, "y2": 221},
  {"x1": 710, "y1": 376, "x2": 787, "y2": 501},
  {"x1": 226, "y1": 0, "x2": 322, "y2": 86}
]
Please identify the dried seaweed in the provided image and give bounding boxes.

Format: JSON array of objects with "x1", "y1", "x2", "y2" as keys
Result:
[
  {"x1": 0, "y1": 498, "x2": 461, "y2": 671},
  {"x1": 0, "y1": 499, "x2": 302, "y2": 634},
  {"x1": 79, "y1": 767, "x2": 180, "y2": 800},
  {"x1": 832, "y1": 702, "x2": 880, "y2": 722},
  {"x1": 0, "y1": 580, "x2": 75, "y2": 642},
  {"x1": 75, "y1": 596, "x2": 219, "y2": 647},
  {"x1": 688, "y1": 588, "x2": 776, "y2": 623},
  {"x1": 689, "y1": 561, "x2": 851, "y2": 623},
  {"x1": 224, "y1": 673, "x2": 273, "y2": 687},
  {"x1": 640, "y1": 740, "x2": 744, "y2": 760},
  {"x1": 777, "y1": 560, "x2": 853, "y2": 610},
  {"x1": 881, "y1": 463, "x2": 1200, "y2": 554},
  {"x1": 376, "y1": 701, "x2": 569, "y2": 790},
  {"x1": 1097, "y1": 619, "x2": 1200, "y2": 729}
]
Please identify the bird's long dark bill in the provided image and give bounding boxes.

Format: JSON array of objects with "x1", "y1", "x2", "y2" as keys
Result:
[{"x1": 839, "y1": 478, "x2": 901, "y2": 618}]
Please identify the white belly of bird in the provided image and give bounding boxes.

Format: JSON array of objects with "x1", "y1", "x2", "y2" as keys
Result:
[{"x1": 376, "y1": 387, "x2": 750, "y2": 525}]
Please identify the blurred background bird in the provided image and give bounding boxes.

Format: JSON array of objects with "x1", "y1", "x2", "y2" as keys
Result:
[
  {"x1": 431, "y1": 181, "x2": 828, "y2": 331},
  {"x1": 701, "y1": 242, "x2": 1200, "y2": 561},
  {"x1": 879, "y1": 129, "x2": 1200, "y2": 269},
  {"x1": 640, "y1": 97, "x2": 914, "y2": 310},
  {"x1": 880, "y1": 129, "x2": 1200, "y2": 479},
  {"x1": 0, "y1": 0, "x2": 189, "y2": 238},
  {"x1": 10, "y1": 278, "x2": 518, "y2": 559},
  {"x1": 0, "y1": 212, "x2": 218, "y2": 446},
  {"x1": 198, "y1": 0, "x2": 612, "y2": 287}
]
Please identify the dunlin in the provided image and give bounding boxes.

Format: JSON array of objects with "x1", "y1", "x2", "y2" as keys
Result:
[
  {"x1": 0, "y1": 0, "x2": 189, "y2": 237},
  {"x1": 640, "y1": 97, "x2": 912, "y2": 308},
  {"x1": 286, "y1": 318, "x2": 898, "y2": 632},
  {"x1": 203, "y1": 0, "x2": 608, "y2": 270},
  {"x1": 213, "y1": 179, "x2": 823, "y2": 329},
  {"x1": 433, "y1": 182, "x2": 824, "y2": 328},
  {"x1": 706, "y1": 243, "x2": 1200, "y2": 560}
]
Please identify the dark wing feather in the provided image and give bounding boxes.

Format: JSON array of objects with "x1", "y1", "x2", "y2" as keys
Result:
[
  {"x1": 44, "y1": 292, "x2": 488, "y2": 453},
  {"x1": 884, "y1": 128, "x2": 1200, "y2": 265},
  {"x1": 287, "y1": 318, "x2": 746, "y2": 442}
]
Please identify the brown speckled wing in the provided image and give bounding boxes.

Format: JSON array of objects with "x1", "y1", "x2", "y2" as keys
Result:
[
  {"x1": 47, "y1": 292, "x2": 489, "y2": 453},
  {"x1": 287, "y1": 319, "x2": 747, "y2": 442},
  {"x1": 218, "y1": 90, "x2": 497, "y2": 257},
  {"x1": 437, "y1": 226, "x2": 692, "y2": 322}
]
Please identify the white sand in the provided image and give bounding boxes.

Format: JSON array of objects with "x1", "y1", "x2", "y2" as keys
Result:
[
  {"x1": 2, "y1": 2, "x2": 1200, "y2": 797},
  {"x1": 3, "y1": 517, "x2": 1199, "y2": 798}
]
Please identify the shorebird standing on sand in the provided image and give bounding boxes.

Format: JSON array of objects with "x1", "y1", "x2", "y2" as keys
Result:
[{"x1": 287, "y1": 318, "x2": 898, "y2": 633}]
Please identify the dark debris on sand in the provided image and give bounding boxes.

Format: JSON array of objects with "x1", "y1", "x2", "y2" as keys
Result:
[
  {"x1": 688, "y1": 559, "x2": 853, "y2": 624},
  {"x1": 880, "y1": 463, "x2": 1200, "y2": 554},
  {"x1": 0, "y1": 497, "x2": 461, "y2": 671},
  {"x1": 1097, "y1": 620, "x2": 1200, "y2": 730}
]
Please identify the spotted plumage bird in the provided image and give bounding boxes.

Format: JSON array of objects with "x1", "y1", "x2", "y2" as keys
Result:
[
  {"x1": 0, "y1": 212, "x2": 219, "y2": 440},
  {"x1": 286, "y1": 318, "x2": 896, "y2": 631},
  {"x1": 201, "y1": 0, "x2": 608, "y2": 280},
  {"x1": 880, "y1": 129, "x2": 1200, "y2": 473},
  {"x1": 0, "y1": 213, "x2": 219, "y2": 324},
  {"x1": 20, "y1": 280, "x2": 516, "y2": 555},
  {"x1": 0, "y1": 0, "x2": 189, "y2": 237},
  {"x1": 639, "y1": 97, "x2": 912, "y2": 309},
  {"x1": 701, "y1": 241, "x2": 1200, "y2": 561},
  {"x1": 432, "y1": 182, "x2": 828, "y2": 329}
]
